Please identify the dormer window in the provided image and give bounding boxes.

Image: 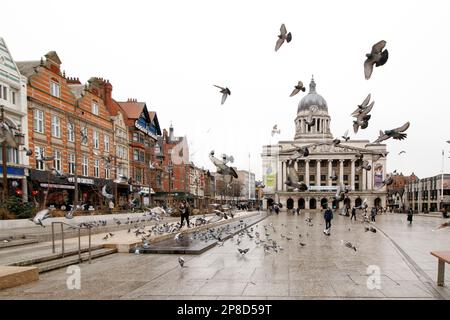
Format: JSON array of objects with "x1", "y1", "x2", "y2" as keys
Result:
[
  {"x1": 92, "y1": 101, "x2": 99, "y2": 115},
  {"x1": 50, "y1": 80, "x2": 60, "y2": 98}
]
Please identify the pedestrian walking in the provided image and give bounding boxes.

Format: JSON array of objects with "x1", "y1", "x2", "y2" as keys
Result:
[
  {"x1": 296, "y1": 207, "x2": 300, "y2": 215},
  {"x1": 407, "y1": 208, "x2": 413, "y2": 224},
  {"x1": 323, "y1": 206, "x2": 333, "y2": 235},
  {"x1": 371, "y1": 207, "x2": 377, "y2": 222},
  {"x1": 274, "y1": 204, "x2": 280, "y2": 215},
  {"x1": 351, "y1": 207, "x2": 357, "y2": 221},
  {"x1": 180, "y1": 200, "x2": 190, "y2": 228}
]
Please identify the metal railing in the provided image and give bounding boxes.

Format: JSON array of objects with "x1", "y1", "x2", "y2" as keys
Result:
[{"x1": 51, "y1": 222, "x2": 92, "y2": 264}]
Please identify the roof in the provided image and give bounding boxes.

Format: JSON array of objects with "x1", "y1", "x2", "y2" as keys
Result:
[
  {"x1": 16, "y1": 61, "x2": 40, "y2": 77},
  {"x1": 298, "y1": 77, "x2": 328, "y2": 113},
  {"x1": 68, "y1": 84, "x2": 84, "y2": 99},
  {"x1": 117, "y1": 100, "x2": 146, "y2": 119}
]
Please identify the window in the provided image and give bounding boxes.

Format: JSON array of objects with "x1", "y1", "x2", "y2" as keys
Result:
[
  {"x1": 133, "y1": 149, "x2": 139, "y2": 161},
  {"x1": 34, "y1": 109, "x2": 44, "y2": 133},
  {"x1": 344, "y1": 175, "x2": 349, "y2": 181},
  {"x1": 135, "y1": 168, "x2": 142, "y2": 183},
  {"x1": 67, "y1": 122, "x2": 75, "y2": 142},
  {"x1": 93, "y1": 131, "x2": 99, "y2": 149},
  {"x1": 92, "y1": 101, "x2": 99, "y2": 115},
  {"x1": 35, "y1": 146, "x2": 45, "y2": 170},
  {"x1": 0, "y1": 85, "x2": 7, "y2": 101},
  {"x1": 68, "y1": 153, "x2": 75, "y2": 174},
  {"x1": 105, "y1": 167, "x2": 110, "y2": 179},
  {"x1": 321, "y1": 175, "x2": 326, "y2": 181},
  {"x1": 0, "y1": 147, "x2": 19, "y2": 164},
  {"x1": 51, "y1": 115, "x2": 61, "y2": 138},
  {"x1": 104, "y1": 135, "x2": 110, "y2": 152},
  {"x1": 133, "y1": 132, "x2": 138, "y2": 142},
  {"x1": 82, "y1": 155, "x2": 88, "y2": 176},
  {"x1": 11, "y1": 91, "x2": 16, "y2": 104},
  {"x1": 93, "y1": 159, "x2": 100, "y2": 178},
  {"x1": 310, "y1": 175, "x2": 315, "y2": 181},
  {"x1": 53, "y1": 150, "x2": 62, "y2": 171},
  {"x1": 50, "y1": 81, "x2": 60, "y2": 98}
]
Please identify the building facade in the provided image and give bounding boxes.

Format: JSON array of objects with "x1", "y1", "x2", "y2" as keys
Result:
[
  {"x1": 237, "y1": 170, "x2": 256, "y2": 202},
  {"x1": 118, "y1": 99, "x2": 161, "y2": 206},
  {"x1": 386, "y1": 172, "x2": 418, "y2": 212},
  {"x1": 261, "y1": 77, "x2": 388, "y2": 211},
  {"x1": 0, "y1": 37, "x2": 29, "y2": 201},
  {"x1": 404, "y1": 173, "x2": 450, "y2": 212}
]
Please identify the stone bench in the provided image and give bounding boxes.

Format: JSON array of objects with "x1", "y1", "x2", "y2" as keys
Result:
[{"x1": 430, "y1": 251, "x2": 450, "y2": 286}]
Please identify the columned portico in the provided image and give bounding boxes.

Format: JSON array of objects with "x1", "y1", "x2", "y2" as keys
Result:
[{"x1": 261, "y1": 77, "x2": 388, "y2": 211}]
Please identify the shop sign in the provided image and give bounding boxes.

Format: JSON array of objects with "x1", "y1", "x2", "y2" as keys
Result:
[
  {"x1": 40, "y1": 183, "x2": 75, "y2": 190},
  {"x1": 67, "y1": 177, "x2": 94, "y2": 185}
]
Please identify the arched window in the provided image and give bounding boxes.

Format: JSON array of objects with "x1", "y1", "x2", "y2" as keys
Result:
[{"x1": 309, "y1": 198, "x2": 317, "y2": 209}]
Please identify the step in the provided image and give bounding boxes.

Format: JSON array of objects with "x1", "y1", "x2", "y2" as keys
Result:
[
  {"x1": 33, "y1": 247, "x2": 117, "y2": 273},
  {"x1": 0, "y1": 266, "x2": 39, "y2": 290},
  {"x1": 8, "y1": 245, "x2": 105, "y2": 267},
  {"x1": 0, "y1": 238, "x2": 39, "y2": 249}
]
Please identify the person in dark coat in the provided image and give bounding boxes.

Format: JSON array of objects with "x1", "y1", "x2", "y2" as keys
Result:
[
  {"x1": 179, "y1": 200, "x2": 190, "y2": 228},
  {"x1": 407, "y1": 208, "x2": 413, "y2": 224},
  {"x1": 324, "y1": 206, "x2": 333, "y2": 231},
  {"x1": 274, "y1": 204, "x2": 279, "y2": 215},
  {"x1": 371, "y1": 207, "x2": 377, "y2": 222},
  {"x1": 351, "y1": 207, "x2": 357, "y2": 221}
]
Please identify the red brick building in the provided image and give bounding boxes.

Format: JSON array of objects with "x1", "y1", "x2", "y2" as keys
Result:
[
  {"x1": 17, "y1": 52, "x2": 115, "y2": 210},
  {"x1": 117, "y1": 99, "x2": 161, "y2": 207}
]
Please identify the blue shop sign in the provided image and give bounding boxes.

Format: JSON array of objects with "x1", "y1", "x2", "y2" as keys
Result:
[{"x1": 0, "y1": 166, "x2": 25, "y2": 176}]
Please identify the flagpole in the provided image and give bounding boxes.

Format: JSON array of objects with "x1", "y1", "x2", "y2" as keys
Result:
[{"x1": 441, "y1": 149, "x2": 444, "y2": 207}]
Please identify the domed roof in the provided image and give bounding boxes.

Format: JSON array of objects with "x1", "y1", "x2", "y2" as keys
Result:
[{"x1": 297, "y1": 77, "x2": 328, "y2": 113}]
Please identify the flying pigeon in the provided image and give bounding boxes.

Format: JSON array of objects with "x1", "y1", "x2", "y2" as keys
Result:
[
  {"x1": 289, "y1": 145, "x2": 309, "y2": 160},
  {"x1": 275, "y1": 23, "x2": 292, "y2": 51},
  {"x1": 103, "y1": 234, "x2": 109, "y2": 240},
  {"x1": 213, "y1": 85, "x2": 231, "y2": 105},
  {"x1": 30, "y1": 209, "x2": 51, "y2": 227},
  {"x1": 364, "y1": 40, "x2": 389, "y2": 80},
  {"x1": 436, "y1": 221, "x2": 450, "y2": 230},
  {"x1": 305, "y1": 106, "x2": 317, "y2": 126},
  {"x1": 342, "y1": 240, "x2": 357, "y2": 251},
  {"x1": 290, "y1": 81, "x2": 305, "y2": 97},
  {"x1": 22, "y1": 147, "x2": 33, "y2": 156},
  {"x1": 271, "y1": 124, "x2": 281, "y2": 136},
  {"x1": 36, "y1": 149, "x2": 55, "y2": 162},
  {"x1": 334, "y1": 183, "x2": 349, "y2": 202},
  {"x1": 330, "y1": 170, "x2": 338, "y2": 181},
  {"x1": 342, "y1": 129, "x2": 350, "y2": 142},
  {"x1": 353, "y1": 101, "x2": 374, "y2": 134},
  {"x1": 372, "y1": 152, "x2": 388, "y2": 162},
  {"x1": 358, "y1": 160, "x2": 372, "y2": 171},
  {"x1": 374, "y1": 122, "x2": 410, "y2": 143},
  {"x1": 333, "y1": 138, "x2": 341, "y2": 146},
  {"x1": 80, "y1": 127, "x2": 88, "y2": 145},
  {"x1": 101, "y1": 185, "x2": 114, "y2": 199},
  {"x1": 0, "y1": 121, "x2": 18, "y2": 148},
  {"x1": 178, "y1": 257, "x2": 185, "y2": 267},
  {"x1": 398, "y1": 151, "x2": 406, "y2": 155},
  {"x1": 64, "y1": 209, "x2": 74, "y2": 219},
  {"x1": 285, "y1": 161, "x2": 308, "y2": 191},
  {"x1": 238, "y1": 248, "x2": 250, "y2": 255}
]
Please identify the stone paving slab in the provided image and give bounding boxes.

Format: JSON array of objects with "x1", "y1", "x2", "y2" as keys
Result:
[{"x1": 0, "y1": 212, "x2": 449, "y2": 299}]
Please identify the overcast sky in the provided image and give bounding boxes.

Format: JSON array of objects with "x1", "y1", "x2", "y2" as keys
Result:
[{"x1": 2, "y1": 0, "x2": 449, "y2": 180}]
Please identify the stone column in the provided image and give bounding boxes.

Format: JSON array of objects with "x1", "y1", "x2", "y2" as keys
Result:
[
  {"x1": 339, "y1": 160, "x2": 344, "y2": 185},
  {"x1": 367, "y1": 160, "x2": 373, "y2": 191},
  {"x1": 283, "y1": 161, "x2": 287, "y2": 191},
  {"x1": 328, "y1": 160, "x2": 333, "y2": 186},
  {"x1": 305, "y1": 160, "x2": 310, "y2": 186},
  {"x1": 305, "y1": 197, "x2": 310, "y2": 209},
  {"x1": 362, "y1": 166, "x2": 367, "y2": 191},
  {"x1": 277, "y1": 155, "x2": 282, "y2": 192},
  {"x1": 351, "y1": 160, "x2": 355, "y2": 191},
  {"x1": 316, "y1": 160, "x2": 321, "y2": 186}
]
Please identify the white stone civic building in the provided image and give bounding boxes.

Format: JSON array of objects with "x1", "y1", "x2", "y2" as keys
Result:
[{"x1": 261, "y1": 77, "x2": 388, "y2": 211}]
